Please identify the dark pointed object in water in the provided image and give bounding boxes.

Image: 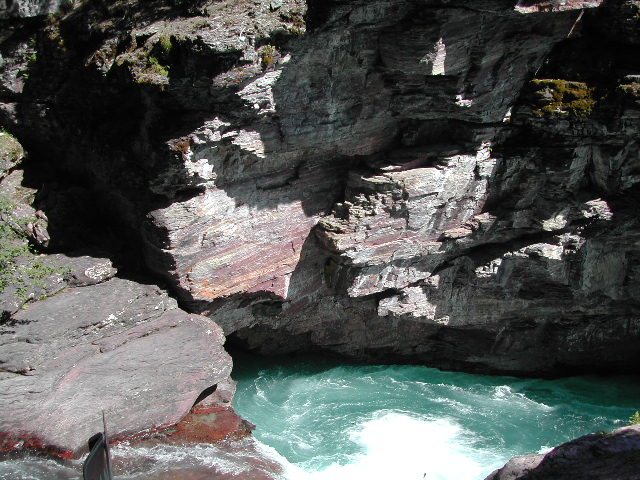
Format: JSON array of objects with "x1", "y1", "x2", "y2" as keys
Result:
[{"x1": 82, "y1": 412, "x2": 112, "y2": 480}]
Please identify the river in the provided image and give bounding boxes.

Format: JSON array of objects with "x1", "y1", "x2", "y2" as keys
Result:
[{"x1": 1, "y1": 352, "x2": 638, "y2": 479}]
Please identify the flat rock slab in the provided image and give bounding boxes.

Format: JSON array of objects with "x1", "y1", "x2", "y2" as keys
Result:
[
  {"x1": 0, "y1": 253, "x2": 118, "y2": 316},
  {"x1": 0, "y1": 277, "x2": 232, "y2": 458}
]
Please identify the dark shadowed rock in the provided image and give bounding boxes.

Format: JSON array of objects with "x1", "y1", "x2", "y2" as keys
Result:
[
  {"x1": 486, "y1": 425, "x2": 640, "y2": 480},
  {"x1": 0, "y1": 277, "x2": 233, "y2": 458}
]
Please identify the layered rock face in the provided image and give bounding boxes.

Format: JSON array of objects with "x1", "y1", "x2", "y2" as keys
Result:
[{"x1": 1, "y1": 0, "x2": 639, "y2": 382}]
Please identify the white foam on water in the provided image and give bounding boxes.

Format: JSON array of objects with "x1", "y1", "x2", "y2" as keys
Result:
[
  {"x1": 111, "y1": 438, "x2": 287, "y2": 478},
  {"x1": 492, "y1": 386, "x2": 554, "y2": 411},
  {"x1": 281, "y1": 411, "x2": 503, "y2": 480},
  {"x1": 0, "y1": 457, "x2": 79, "y2": 480}
]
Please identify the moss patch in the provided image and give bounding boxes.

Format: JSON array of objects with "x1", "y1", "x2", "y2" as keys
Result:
[
  {"x1": 0, "y1": 131, "x2": 24, "y2": 178},
  {"x1": 529, "y1": 79, "x2": 597, "y2": 118},
  {"x1": 0, "y1": 196, "x2": 66, "y2": 302},
  {"x1": 157, "y1": 35, "x2": 173, "y2": 55},
  {"x1": 148, "y1": 55, "x2": 170, "y2": 76}
]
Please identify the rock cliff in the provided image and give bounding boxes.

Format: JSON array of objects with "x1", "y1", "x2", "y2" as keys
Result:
[
  {"x1": 1, "y1": 0, "x2": 639, "y2": 466},
  {"x1": 2, "y1": 0, "x2": 640, "y2": 375},
  {"x1": 0, "y1": 124, "x2": 241, "y2": 458},
  {"x1": 5, "y1": 0, "x2": 635, "y2": 376}
]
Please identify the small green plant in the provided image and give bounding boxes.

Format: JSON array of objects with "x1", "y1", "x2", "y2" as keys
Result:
[
  {"x1": 619, "y1": 84, "x2": 640, "y2": 99},
  {"x1": 18, "y1": 38, "x2": 38, "y2": 80},
  {"x1": 0, "y1": 197, "x2": 30, "y2": 293},
  {"x1": 259, "y1": 45, "x2": 277, "y2": 69},
  {"x1": 148, "y1": 55, "x2": 169, "y2": 76},
  {"x1": 281, "y1": 10, "x2": 306, "y2": 35},
  {"x1": 157, "y1": 35, "x2": 173, "y2": 55},
  {"x1": 0, "y1": 129, "x2": 23, "y2": 169},
  {"x1": 630, "y1": 411, "x2": 640, "y2": 425},
  {"x1": 0, "y1": 195, "x2": 67, "y2": 301}
]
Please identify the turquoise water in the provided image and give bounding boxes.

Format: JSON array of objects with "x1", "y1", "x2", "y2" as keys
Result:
[
  {"x1": 1, "y1": 354, "x2": 638, "y2": 480},
  {"x1": 232, "y1": 353, "x2": 640, "y2": 480}
]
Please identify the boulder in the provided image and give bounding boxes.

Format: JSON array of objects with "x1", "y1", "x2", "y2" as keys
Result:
[
  {"x1": 486, "y1": 425, "x2": 640, "y2": 480},
  {"x1": 0, "y1": 277, "x2": 233, "y2": 458}
]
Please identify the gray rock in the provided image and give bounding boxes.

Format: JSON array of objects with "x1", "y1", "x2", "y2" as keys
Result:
[
  {"x1": 47, "y1": 253, "x2": 117, "y2": 287},
  {"x1": 0, "y1": 130, "x2": 22, "y2": 179},
  {"x1": 1, "y1": 0, "x2": 638, "y2": 376},
  {"x1": 0, "y1": 277, "x2": 232, "y2": 457},
  {"x1": 486, "y1": 425, "x2": 640, "y2": 480}
]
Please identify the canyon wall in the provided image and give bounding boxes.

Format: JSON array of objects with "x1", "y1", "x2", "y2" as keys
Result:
[
  {"x1": 1, "y1": 0, "x2": 639, "y2": 376},
  {"x1": 1, "y1": 0, "x2": 639, "y2": 467}
]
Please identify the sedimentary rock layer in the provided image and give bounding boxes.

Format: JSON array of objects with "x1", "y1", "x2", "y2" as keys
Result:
[{"x1": 1, "y1": 0, "x2": 639, "y2": 377}]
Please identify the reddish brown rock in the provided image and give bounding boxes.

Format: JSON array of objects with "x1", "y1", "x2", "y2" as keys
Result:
[{"x1": 125, "y1": 379, "x2": 254, "y2": 448}]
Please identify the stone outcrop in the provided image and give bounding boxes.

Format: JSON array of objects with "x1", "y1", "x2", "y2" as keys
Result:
[
  {"x1": 0, "y1": 275, "x2": 235, "y2": 458},
  {"x1": 0, "y1": 135, "x2": 257, "y2": 461},
  {"x1": 486, "y1": 425, "x2": 640, "y2": 480},
  {"x1": 1, "y1": 0, "x2": 639, "y2": 380}
]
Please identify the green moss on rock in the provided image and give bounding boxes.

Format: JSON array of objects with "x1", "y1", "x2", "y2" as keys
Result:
[
  {"x1": 148, "y1": 55, "x2": 170, "y2": 76},
  {"x1": 157, "y1": 35, "x2": 173, "y2": 55},
  {"x1": 529, "y1": 79, "x2": 597, "y2": 118},
  {"x1": 0, "y1": 196, "x2": 67, "y2": 303},
  {"x1": 0, "y1": 131, "x2": 24, "y2": 179},
  {"x1": 259, "y1": 44, "x2": 278, "y2": 69},
  {"x1": 618, "y1": 84, "x2": 640, "y2": 99}
]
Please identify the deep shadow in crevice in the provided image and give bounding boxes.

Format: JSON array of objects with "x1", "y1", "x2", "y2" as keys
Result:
[{"x1": 192, "y1": 384, "x2": 217, "y2": 407}]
